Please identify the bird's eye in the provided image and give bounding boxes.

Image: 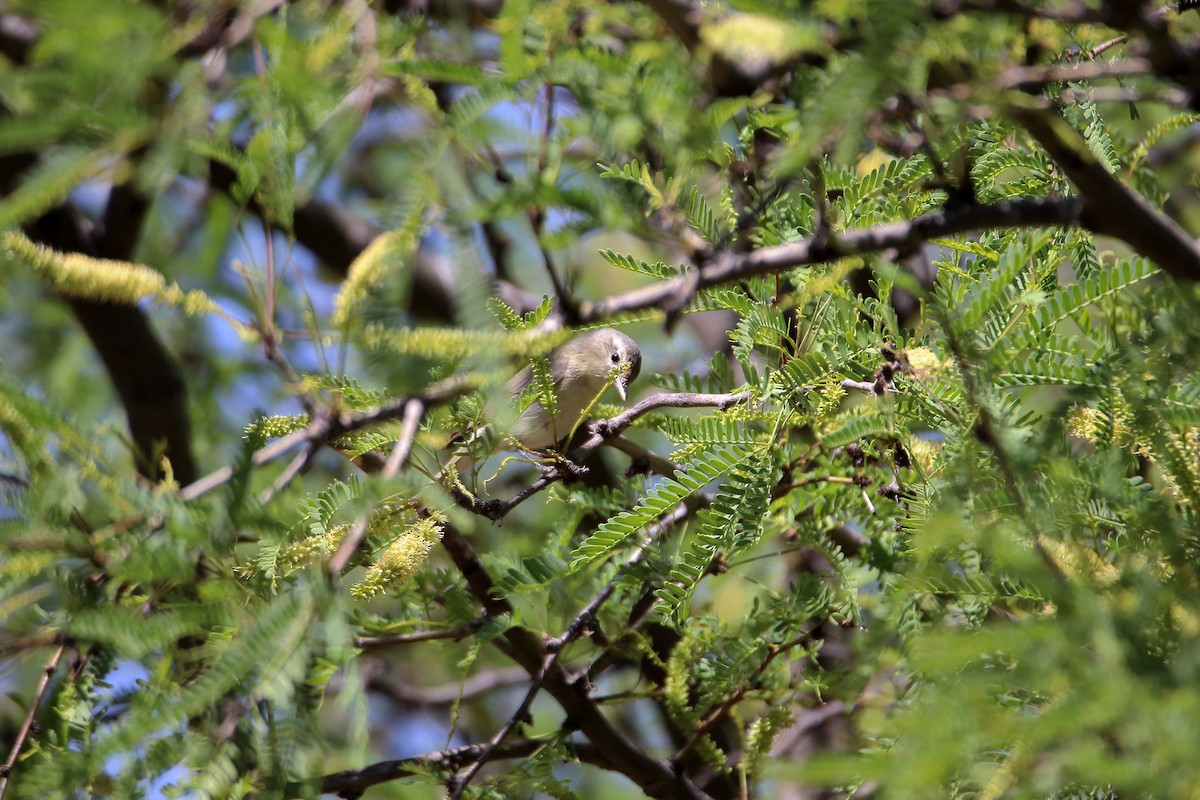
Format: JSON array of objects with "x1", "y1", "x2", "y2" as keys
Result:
[{"x1": 611, "y1": 352, "x2": 620, "y2": 363}]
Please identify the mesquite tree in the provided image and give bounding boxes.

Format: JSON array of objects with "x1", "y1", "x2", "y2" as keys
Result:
[{"x1": 3, "y1": 2, "x2": 1200, "y2": 798}]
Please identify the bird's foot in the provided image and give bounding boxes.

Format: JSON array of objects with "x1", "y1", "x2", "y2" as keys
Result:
[{"x1": 536, "y1": 453, "x2": 588, "y2": 483}]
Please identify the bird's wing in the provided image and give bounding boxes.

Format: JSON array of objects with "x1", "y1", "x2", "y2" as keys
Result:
[{"x1": 505, "y1": 363, "x2": 535, "y2": 397}]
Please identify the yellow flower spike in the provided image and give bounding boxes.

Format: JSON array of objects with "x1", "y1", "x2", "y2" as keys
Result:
[
  {"x1": 351, "y1": 514, "x2": 445, "y2": 599},
  {"x1": 4, "y1": 231, "x2": 251, "y2": 336}
]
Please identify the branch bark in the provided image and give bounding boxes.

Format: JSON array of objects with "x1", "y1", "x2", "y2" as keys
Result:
[
  {"x1": 578, "y1": 197, "x2": 1086, "y2": 321},
  {"x1": 1010, "y1": 104, "x2": 1200, "y2": 282}
]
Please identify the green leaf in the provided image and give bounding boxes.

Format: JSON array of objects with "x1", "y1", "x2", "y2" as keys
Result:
[
  {"x1": 598, "y1": 249, "x2": 678, "y2": 279},
  {"x1": 569, "y1": 445, "x2": 755, "y2": 570}
]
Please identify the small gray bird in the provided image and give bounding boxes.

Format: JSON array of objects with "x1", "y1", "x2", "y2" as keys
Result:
[{"x1": 448, "y1": 328, "x2": 641, "y2": 477}]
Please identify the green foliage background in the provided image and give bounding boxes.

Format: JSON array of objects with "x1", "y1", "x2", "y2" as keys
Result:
[{"x1": 3, "y1": 1, "x2": 1200, "y2": 798}]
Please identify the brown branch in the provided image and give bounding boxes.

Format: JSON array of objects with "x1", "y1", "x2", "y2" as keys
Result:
[
  {"x1": 451, "y1": 390, "x2": 752, "y2": 522},
  {"x1": 577, "y1": 197, "x2": 1086, "y2": 321},
  {"x1": 0, "y1": 60, "x2": 196, "y2": 487},
  {"x1": 999, "y1": 57, "x2": 1153, "y2": 89},
  {"x1": 669, "y1": 633, "x2": 814, "y2": 769},
  {"x1": 294, "y1": 738, "x2": 606, "y2": 797},
  {"x1": 449, "y1": 654, "x2": 554, "y2": 798},
  {"x1": 366, "y1": 665, "x2": 532, "y2": 706},
  {"x1": 180, "y1": 376, "x2": 467, "y2": 502},
  {"x1": 0, "y1": 643, "x2": 66, "y2": 799},
  {"x1": 23, "y1": 207, "x2": 198, "y2": 485},
  {"x1": 438, "y1": 523, "x2": 514, "y2": 619},
  {"x1": 452, "y1": 494, "x2": 706, "y2": 798},
  {"x1": 65, "y1": 297, "x2": 198, "y2": 484},
  {"x1": 355, "y1": 619, "x2": 484, "y2": 649},
  {"x1": 590, "y1": 391, "x2": 755, "y2": 442},
  {"x1": 608, "y1": 434, "x2": 682, "y2": 477},
  {"x1": 256, "y1": 442, "x2": 320, "y2": 506},
  {"x1": 180, "y1": 428, "x2": 309, "y2": 500},
  {"x1": 1010, "y1": 104, "x2": 1200, "y2": 282},
  {"x1": 436, "y1": 523, "x2": 714, "y2": 799},
  {"x1": 457, "y1": 499, "x2": 679, "y2": 790}
]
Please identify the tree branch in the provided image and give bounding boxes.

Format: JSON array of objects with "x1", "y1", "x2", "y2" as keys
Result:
[
  {"x1": 436, "y1": 523, "x2": 714, "y2": 800},
  {"x1": 179, "y1": 376, "x2": 468, "y2": 502},
  {"x1": 296, "y1": 738, "x2": 606, "y2": 797},
  {"x1": 1010, "y1": 104, "x2": 1200, "y2": 282},
  {"x1": 577, "y1": 197, "x2": 1086, "y2": 321},
  {"x1": 451, "y1": 390, "x2": 753, "y2": 522},
  {"x1": 0, "y1": 643, "x2": 66, "y2": 799},
  {"x1": 366, "y1": 665, "x2": 532, "y2": 706},
  {"x1": 355, "y1": 619, "x2": 484, "y2": 649}
]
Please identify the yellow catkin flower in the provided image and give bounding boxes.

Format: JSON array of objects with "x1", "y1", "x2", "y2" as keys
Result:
[
  {"x1": 275, "y1": 524, "x2": 350, "y2": 575},
  {"x1": 5, "y1": 230, "x2": 165, "y2": 303},
  {"x1": 156, "y1": 456, "x2": 177, "y2": 493},
  {"x1": 745, "y1": 707, "x2": 795, "y2": 775},
  {"x1": 0, "y1": 394, "x2": 44, "y2": 465},
  {"x1": 906, "y1": 436, "x2": 943, "y2": 473},
  {"x1": 4, "y1": 231, "x2": 251, "y2": 336},
  {"x1": 236, "y1": 523, "x2": 350, "y2": 580},
  {"x1": 1065, "y1": 406, "x2": 1103, "y2": 441},
  {"x1": 331, "y1": 229, "x2": 408, "y2": 329},
  {"x1": 1065, "y1": 404, "x2": 1136, "y2": 448},
  {"x1": 699, "y1": 13, "x2": 823, "y2": 66},
  {"x1": 245, "y1": 414, "x2": 310, "y2": 440},
  {"x1": 903, "y1": 346, "x2": 950, "y2": 376},
  {"x1": 360, "y1": 324, "x2": 569, "y2": 362},
  {"x1": 351, "y1": 514, "x2": 445, "y2": 599},
  {"x1": 2, "y1": 552, "x2": 59, "y2": 579},
  {"x1": 814, "y1": 382, "x2": 847, "y2": 418},
  {"x1": 1036, "y1": 535, "x2": 1119, "y2": 586}
]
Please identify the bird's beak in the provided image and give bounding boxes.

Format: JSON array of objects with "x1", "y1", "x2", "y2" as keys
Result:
[{"x1": 616, "y1": 352, "x2": 641, "y2": 402}]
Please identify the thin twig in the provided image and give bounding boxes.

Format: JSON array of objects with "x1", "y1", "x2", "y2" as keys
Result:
[
  {"x1": 367, "y1": 665, "x2": 533, "y2": 706},
  {"x1": 0, "y1": 631, "x2": 62, "y2": 661},
  {"x1": 0, "y1": 643, "x2": 66, "y2": 799},
  {"x1": 436, "y1": 520, "x2": 712, "y2": 799},
  {"x1": 0, "y1": 469, "x2": 28, "y2": 487},
  {"x1": 258, "y1": 442, "x2": 319, "y2": 505},
  {"x1": 999, "y1": 57, "x2": 1151, "y2": 89},
  {"x1": 329, "y1": 398, "x2": 425, "y2": 575},
  {"x1": 840, "y1": 378, "x2": 883, "y2": 395},
  {"x1": 180, "y1": 377, "x2": 467, "y2": 502},
  {"x1": 448, "y1": 654, "x2": 553, "y2": 799},
  {"x1": 670, "y1": 632, "x2": 814, "y2": 767},
  {"x1": 589, "y1": 390, "x2": 755, "y2": 442},
  {"x1": 451, "y1": 390, "x2": 753, "y2": 522},
  {"x1": 381, "y1": 398, "x2": 425, "y2": 476},
  {"x1": 452, "y1": 497, "x2": 697, "y2": 796},
  {"x1": 1088, "y1": 34, "x2": 1128, "y2": 58},
  {"x1": 355, "y1": 619, "x2": 484, "y2": 649},
  {"x1": 608, "y1": 434, "x2": 682, "y2": 477},
  {"x1": 301, "y1": 738, "x2": 601, "y2": 797},
  {"x1": 180, "y1": 428, "x2": 310, "y2": 500}
]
